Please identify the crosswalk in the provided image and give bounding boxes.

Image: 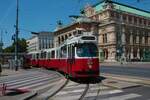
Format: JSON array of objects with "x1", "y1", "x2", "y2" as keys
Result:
[
  {"x1": 0, "y1": 69, "x2": 146, "y2": 100},
  {"x1": 0, "y1": 70, "x2": 62, "y2": 96},
  {"x1": 51, "y1": 81, "x2": 142, "y2": 100}
]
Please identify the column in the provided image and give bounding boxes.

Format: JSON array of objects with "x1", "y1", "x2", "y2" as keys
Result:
[
  {"x1": 143, "y1": 48, "x2": 145, "y2": 60},
  {"x1": 142, "y1": 36, "x2": 145, "y2": 44},
  {"x1": 136, "y1": 31, "x2": 139, "y2": 44},
  {"x1": 126, "y1": 15, "x2": 129, "y2": 23},
  {"x1": 122, "y1": 32, "x2": 125, "y2": 45},
  {"x1": 130, "y1": 48, "x2": 133, "y2": 59},
  {"x1": 130, "y1": 34, "x2": 133, "y2": 44},
  {"x1": 127, "y1": 49, "x2": 130, "y2": 61},
  {"x1": 137, "y1": 48, "x2": 140, "y2": 59}
]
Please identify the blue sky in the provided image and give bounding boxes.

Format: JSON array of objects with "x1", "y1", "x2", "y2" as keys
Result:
[{"x1": 0, "y1": 0, "x2": 149, "y2": 48}]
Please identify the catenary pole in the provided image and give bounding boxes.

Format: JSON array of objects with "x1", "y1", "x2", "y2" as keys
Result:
[{"x1": 15, "y1": 0, "x2": 19, "y2": 71}]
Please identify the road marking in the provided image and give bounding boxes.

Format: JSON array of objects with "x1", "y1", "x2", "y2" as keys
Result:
[
  {"x1": 19, "y1": 77, "x2": 60, "y2": 90},
  {"x1": 57, "y1": 89, "x2": 85, "y2": 95},
  {"x1": 108, "y1": 90, "x2": 123, "y2": 94},
  {"x1": 9, "y1": 76, "x2": 57, "y2": 89},
  {"x1": 90, "y1": 86, "x2": 109, "y2": 90},
  {"x1": 85, "y1": 89, "x2": 123, "y2": 98},
  {"x1": 4, "y1": 74, "x2": 47, "y2": 85},
  {"x1": 33, "y1": 80, "x2": 59, "y2": 91},
  {"x1": 7, "y1": 75, "x2": 52, "y2": 86},
  {"x1": 52, "y1": 95, "x2": 81, "y2": 100},
  {"x1": 101, "y1": 93, "x2": 141, "y2": 100}
]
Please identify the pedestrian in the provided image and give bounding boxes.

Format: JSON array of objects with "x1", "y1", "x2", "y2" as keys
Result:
[{"x1": 0, "y1": 63, "x2": 2, "y2": 76}]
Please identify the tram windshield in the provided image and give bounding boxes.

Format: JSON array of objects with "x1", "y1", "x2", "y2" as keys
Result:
[{"x1": 76, "y1": 43, "x2": 98, "y2": 57}]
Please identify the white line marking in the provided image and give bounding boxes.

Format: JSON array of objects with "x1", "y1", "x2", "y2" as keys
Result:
[
  {"x1": 101, "y1": 93, "x2": 141, "y2": 100},
  {"x1": 86, "y1": 90, "x2": 123, "y2": 97},
  {"x1": 9, "y1": 76, "x2": 56, "y2": 89},
  {"x1": 109, "y1": 90, "x2": 123, "y2": 94}
]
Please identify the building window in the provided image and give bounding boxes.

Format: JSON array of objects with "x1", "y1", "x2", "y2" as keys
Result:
[
  {"x1": 139, "y1": 18, "x2": 142, "y2": 25},
  {"x1": 73, "y1": 31, "x2": 76, "y2": 36},
  {"x1": 134, "y1": 17, "x2": 137, "y2": 24},
  {"x1": 110, "y1": 11, "x2": 114, "y2": 18},
  {"x1": 58, "y1": 37, "x2": 60, "y2": 44},
  {"x1": 65, "y1": 35, "x2": 68, "y2": 40},
  {"x1": 61, "y1": 36, "x2": 64, "y2": 42},
  {"x1": 103, "y1": 33, "x2": 107, "y2": 43},
  {"x1": 95, "y1": 15, "x2": 99, "y2": 21},
  {"x1": 143, "y1": 19, "x2": 146, "y2": 26},
  {"x1": 123, "y1": 15, "x2": 127, "y2": 22},
  {"x1": 133, "y1": 34, "x2": 136, "y2": 44},
  {"x1": 116, "y1": 13, "x2": 119, "y2": 19},
  {"x1": 145, "y1": 33, "x2": 148, "y2": 44},
  {"x1": 128, "y1": 16, "x2": 132, "y2": 24},
  {"x1": 69, "y1": 33, "x2": 72, "y2": 37},
  {"x1": 148, "y1": 21, "x2": 150, "y2": 26}
]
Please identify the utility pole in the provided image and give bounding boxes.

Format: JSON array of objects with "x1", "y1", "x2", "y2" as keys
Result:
[
  {"x1": 15, "y1": 0, "x2": 19, "y2": 71},
  {"x1": 0, "y1": 30, "x2": 3, "y2": 53}
]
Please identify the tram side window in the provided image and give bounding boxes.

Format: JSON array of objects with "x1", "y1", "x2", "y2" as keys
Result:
[
  {"x1": 68, "y1": 45, "x2": 75, "y2": 59},
  {"x1": 60, "y1": 45, "x2": 67, "y2": 58},
  {"x1": 51, "y1": 50, "x2": 55, "y2": 58},
  {"x1": 40, "y1": 52, "x2": 46, "y2": 59},
  {"x1": 47, "y1": 52, "x2": 51, "y2": 59},
  {"x1": 36, "y1": 53, "x2": 39, "y2": 59},
  {"x1": 32, "y1": 54, "x2": 35, "y2": 60},
  {"x1": 40, "y1": 52, "x2": 43, "y2": 59},
  {"x1": 43, "y1": 52, "x2": 46, "y2": 59}
]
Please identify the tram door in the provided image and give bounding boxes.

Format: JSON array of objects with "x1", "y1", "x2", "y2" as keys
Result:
[{"x1": 67, "y1": 44, "x2": 75, "y2": 76}]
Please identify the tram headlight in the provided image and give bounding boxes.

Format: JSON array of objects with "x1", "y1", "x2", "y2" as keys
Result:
[{"x1": 87, "y1": 59, "x2": 93, "y2": 69}]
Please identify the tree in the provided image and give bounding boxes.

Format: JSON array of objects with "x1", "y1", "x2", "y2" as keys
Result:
[{"x1": 3, "y1": 38, "x2": 27, "y2": 53}]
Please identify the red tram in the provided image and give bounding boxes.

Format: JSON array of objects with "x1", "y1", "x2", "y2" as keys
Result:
[{"x1": 27, "y1": 32, "x2": 100, "y2": 78}]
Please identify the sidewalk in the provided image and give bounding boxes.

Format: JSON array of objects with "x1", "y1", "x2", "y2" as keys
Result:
[
  {"x1": 100, "y1": 62, "x2": 150, "y2": 68},
  {"x1": 0, "y1": 68, "x2": 25, "y2": 77},
  {"x1": 0, "y1": 68, "x2": 37, "y2": 100}
]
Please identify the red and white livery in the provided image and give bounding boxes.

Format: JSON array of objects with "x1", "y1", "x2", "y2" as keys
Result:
[{"x1": 28, "y1": 32, "x2": 100, "y2": 78}]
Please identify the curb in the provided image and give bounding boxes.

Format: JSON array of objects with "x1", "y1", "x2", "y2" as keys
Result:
[{"x1": 20, "y1": 90, "x2": 37, "y2": 100}]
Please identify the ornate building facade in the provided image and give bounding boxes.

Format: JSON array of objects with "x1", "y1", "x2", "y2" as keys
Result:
[
  {"x1": 84, "y1": 1, "x2": 150, "y2": 62},
  {"x1": 27, "y1": 31, "x2": 54, "y2": 52},
  {"x1": 54, "y1": 16, "x2": 99, "y2": 47}
]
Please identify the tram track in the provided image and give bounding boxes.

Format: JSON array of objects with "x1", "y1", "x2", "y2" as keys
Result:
[
  {"x1": 44, "y1": 78, "x2": 69, "y2": 100},
  {"x1": 28, "y1": 68, "x2": 101, "y2": 100},
  {"x1": 78, "y1": 84, "x2": 89, "y2": 100}
]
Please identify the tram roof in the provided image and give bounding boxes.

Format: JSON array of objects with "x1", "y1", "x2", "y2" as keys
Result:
[{"x1": 63, "y1": 34, "x2": 97, "y2": 45}]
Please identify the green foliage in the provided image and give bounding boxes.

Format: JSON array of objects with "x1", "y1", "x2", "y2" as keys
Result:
[{"x1": 3, "y1": 38, "x2": 27, "y2": 53}]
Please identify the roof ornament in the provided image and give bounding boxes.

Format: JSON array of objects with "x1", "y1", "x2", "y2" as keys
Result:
[
  {"x1": 55, "y1": 20, "x2": 63, "y2": 31},
  {"x1": 103, "y1": 0, "x2": 114, "y2": 9}
]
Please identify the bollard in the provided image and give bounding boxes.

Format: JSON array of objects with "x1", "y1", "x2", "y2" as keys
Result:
[
  {"x1": 0, "y1": 83, "x2": 3, "y2": 96},
  {"x1": 0, "y1": 83, "x2": 7, "y2": 96},
  {"x1": 0, "y1": 63, "x2": 2, "y2": 76},
  {"x1": 2, "y1": 83, "x2": 7, "y2": 95}
]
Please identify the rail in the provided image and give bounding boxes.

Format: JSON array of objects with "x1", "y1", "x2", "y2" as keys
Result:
[
  {"x1": 79, "y1": 84, "x2": 89, "y2": 100},
  {"x1": 45, "y1": 79, "x2": 69, "y2": 100}
]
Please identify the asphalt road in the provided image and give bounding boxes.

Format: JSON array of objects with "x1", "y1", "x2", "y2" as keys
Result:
[{"x1": 101, "y1": 65, "x2": 150, "y2": 78}]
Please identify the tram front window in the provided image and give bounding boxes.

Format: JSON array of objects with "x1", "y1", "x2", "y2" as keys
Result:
[{"x1": 76, "y1": 43, "x2": 98, "y2": 57}]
